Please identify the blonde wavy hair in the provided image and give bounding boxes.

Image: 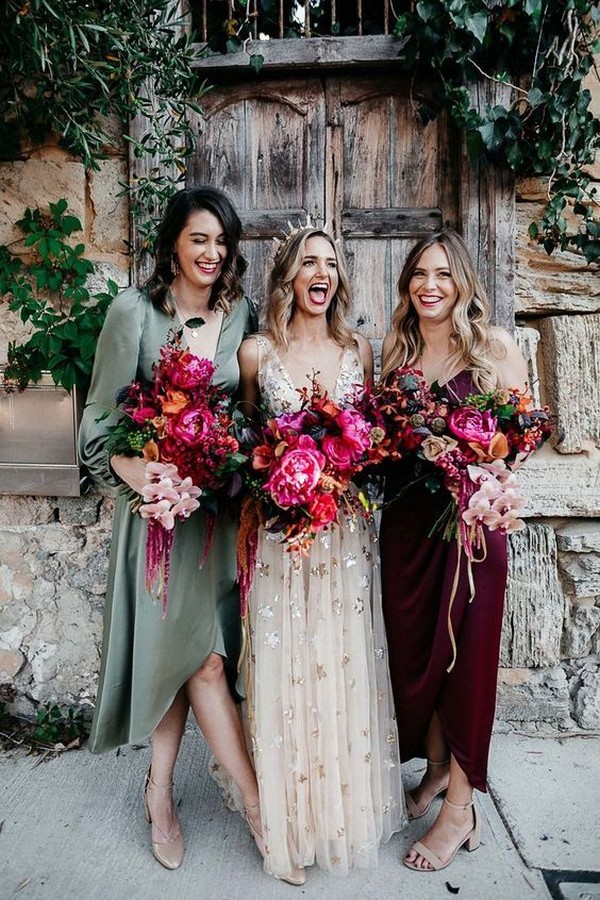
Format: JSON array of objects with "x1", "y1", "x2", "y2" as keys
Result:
[
  {"x1": 381, "y1": 230, "x2": 499, "y2": 392},
  {"x1": 265, "y1": 228, "x2": 355, "y2": 350}
]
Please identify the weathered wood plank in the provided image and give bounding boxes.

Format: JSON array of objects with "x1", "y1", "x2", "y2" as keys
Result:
[
  {"x1": 192, "y1": 35, "x2": 410, "y2": 72},
  {"x1": 341, "y1": 207, "x2": 442, "y2": 237},
  {"x1": 238, "y1": 209, "x2": 313, "y2": 236},
  {"x1": 344, "y1": 238, "x2": 388, "y2": 339},
  {"x1": 459, "y1": 81, "x2": 516, "y2": 330}
]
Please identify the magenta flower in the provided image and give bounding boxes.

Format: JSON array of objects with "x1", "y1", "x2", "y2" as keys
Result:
[
  {"x1": 131, "y1": 405, "x2": 159, "y2": 425},
  {"x1": 265, "y1": 446, "x2": 325, "y2": 508},
  {"x1": 321, "y1": 435, "x2": 354, "y2": 471},
  {"x1": 448, "y1": 407, "x2": 498, "y2": 449},
  {"x1": 169, "y1": 408, "x2": 216, "y2": 447},
  {"x1": 337, "y1": 409, "x2": 372, "y2": 457},
  {"x1": 163, "y1": 351, "x2": 215, "y2": 390}
]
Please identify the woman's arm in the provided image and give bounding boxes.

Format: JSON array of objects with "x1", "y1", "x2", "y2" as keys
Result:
[
  {"x1": 79, "y1": 287, "x2": 149, "y2": 490},
  {"x1": 237, "y1": 336, "x2": 260, "y2": 422},
  {"x1": 354, "y1": 332, "x2": 374, "y2": 382}
]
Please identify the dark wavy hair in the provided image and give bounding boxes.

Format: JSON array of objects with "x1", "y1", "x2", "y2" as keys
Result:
[{"x1": 146, "y1": 185, "x2": 247, "y2": 314}]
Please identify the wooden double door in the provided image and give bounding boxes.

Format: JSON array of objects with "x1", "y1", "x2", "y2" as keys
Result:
[{"x1": 188, "y1": 73, "x2": 460, "y2": 340}]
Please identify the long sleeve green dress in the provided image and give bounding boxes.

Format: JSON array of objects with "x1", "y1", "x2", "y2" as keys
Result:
[{"x1": 79, "y1": 286, "x2": 257, "y2": 753}]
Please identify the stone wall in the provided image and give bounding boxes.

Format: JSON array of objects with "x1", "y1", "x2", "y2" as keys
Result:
[
  {"x1": 499, "y1": 70, "x2": 600, "y2": 729},
  {"x1": 0, "y1": 133, "x2": 129, "y2": 717},
  {"x1": 0, "y1": 86, "x2": 599, "y2": 733}
]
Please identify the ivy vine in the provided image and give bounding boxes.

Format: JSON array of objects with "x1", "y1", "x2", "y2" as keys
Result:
[
  {"x1": 0, "y1": 0, "x2": 206, "y2": 249},
  {"x1": 392, "y1": 0, "x2": 600, "y2": 263},
  {"x1": 0, "y1": 200, "x2": 118, "y2": 391}
]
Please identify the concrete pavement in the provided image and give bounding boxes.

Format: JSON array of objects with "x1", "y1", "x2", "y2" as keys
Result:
[{"x1": 1, "y1": 726, "x2": 598, "y2": 900}]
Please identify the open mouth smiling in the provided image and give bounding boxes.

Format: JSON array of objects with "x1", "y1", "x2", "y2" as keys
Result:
[{"x1": 308, "y1": 282, "x2": 329, "y2": 303}]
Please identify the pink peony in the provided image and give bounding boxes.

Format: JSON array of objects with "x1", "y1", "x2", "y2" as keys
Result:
[
  {"x1": 164, "y1": 351, "x2": 215, "y2": 390},
  {"x1": 336, "y1": 409, "x2": 372, "y2": 457},
  {"x1": 321, "y1": 435, "x2": 355, "y2": 470},
  {"x1": 265, "y1": 446, "x2": 325, "y2": 508},
  {"x1": 448, "y1": 407, "x2": 498, "y2": 449},
  {"x1": 169, "y1": 408, "x2": 216, "y2": 447}
]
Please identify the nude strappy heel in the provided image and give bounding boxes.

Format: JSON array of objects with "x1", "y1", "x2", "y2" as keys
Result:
[
  {"x1": 244, "y1": 802, "x2": 306, "y2": 886},
  {"x1": 404, "y1": 796, "x2": 481, "y2": 872},
  {"x1": 405, "y1": 758, "x2": 450, "y2": 820},
  {"x1": 143, "y1": 768, "x2": 184, "y2": 870}
]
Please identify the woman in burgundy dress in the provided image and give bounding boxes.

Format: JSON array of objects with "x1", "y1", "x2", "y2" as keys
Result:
[{"x1": 379, "y1": 229, "x2": 529, "y2": 872}]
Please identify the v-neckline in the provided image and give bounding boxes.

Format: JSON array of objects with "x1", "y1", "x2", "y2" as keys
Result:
[
  {"x1": 265, "y1": 337, "x2": 350, "y2": 400},
  {"x1": 168, "y1": 291, "x2": 227, "y2": 366}
]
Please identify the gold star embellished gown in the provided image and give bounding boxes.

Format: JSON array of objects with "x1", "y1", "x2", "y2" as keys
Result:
[{"x1": 244, "y1": 335, "x2": 405, "y2": 878}]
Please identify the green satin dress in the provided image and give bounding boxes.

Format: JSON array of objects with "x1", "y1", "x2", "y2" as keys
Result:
[{"x1": 79, "y1": 286, "x2": 257, "y2": 753}]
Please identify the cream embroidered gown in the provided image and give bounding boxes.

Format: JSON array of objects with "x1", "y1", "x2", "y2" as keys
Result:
[{"x1": 246, "y1": 335, "x2": 405, "y2": 878}]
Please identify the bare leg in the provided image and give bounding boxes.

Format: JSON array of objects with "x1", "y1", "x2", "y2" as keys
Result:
[
  {"x1": 405, "y1": 754, "x2": 476, "y2": 870},
  {"x1": 185, "y1": 653, "x2": 259, "y2": 812},
  {"x1": 406, "y1": 711, "x2": 450, "y2": 815},
  {"x1": 146, "y1": 687, "x2": 188, "y2": 843}
]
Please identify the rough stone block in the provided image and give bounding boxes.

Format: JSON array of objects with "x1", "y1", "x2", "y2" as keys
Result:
[
  {"x1": 572, "y1": 665, "x2": 600, "y2": 730},
  {"x1": 516, "y1": 177, "x2": 548, "y2": 202},
  {"x1": 495, "y1": 666, "x2": 572, "y2": 726},
  {"x1": 0, "y1": 160, "x2": 86, "y2": 248},
  {"x1": 55, "y1": 496, "x2": 101, "y2": 527},
  {"x1": 501, "y1": 524, "x2": 564, "y2": 667},
  {"x1": 89, "y1": 158, "x2": 129, "y2": 254},
  {"x1": 86, "y1": 262, "x2": 130, "y2": 294},
  {"x1": 538, "y1": 314, "x2": 600, "y2": 454},
  {"x1": 514, "y1": 325, "x2": 542, "y2": 406},
  {"x1": 0, "y1": 497, "x2": 55, "y2": 526},
  {"x1": 516, "y1": 446, "x2": 600, "y2": 518},
  {"x1": 556, "y1": 521, "x2": 600, "y2": 553},
  {"x1": 0, "y1": 648, "x2": 25, "y2": 680},
  {"x1": 562, "y1": 603, "x2": 600, "y2": 658},
  {"x1": 515, "y1": 208, "x2": 600, "y2": 315},
  {"x1": 559, "y1": 552, "x2": 600, "y2": 599}
]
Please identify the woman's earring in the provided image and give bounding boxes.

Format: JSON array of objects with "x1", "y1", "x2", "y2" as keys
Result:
[{"x1": 171, "y1": 254, "x2": 180, "y2": 277}]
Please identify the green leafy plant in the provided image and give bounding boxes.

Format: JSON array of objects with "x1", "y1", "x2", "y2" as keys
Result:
[
  {"x1": 33, "y1": 703, "x2": 87, "y2": 745},
  {"x1": 392, "y1": 0, "x2": 600, "y2": 263},
  {"x1": 1, "y1": 0, "x2": 208, "y2": 248},
  {"x1": 0, "y1": 199, "x2": 118, "y2": 391}
]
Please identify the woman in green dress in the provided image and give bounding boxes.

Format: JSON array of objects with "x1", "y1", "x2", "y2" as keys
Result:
[{"x1": 79, "y1": 186, "x2": 260, "y2": 870}]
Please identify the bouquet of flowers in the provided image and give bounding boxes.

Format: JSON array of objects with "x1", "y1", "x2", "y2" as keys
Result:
[
  {"x1": 237, "y1": 379, "x2": 385, "y2": 611},
  {"x1": 372, "y1": 367, "x2": 552, "y2": 558},
  {"x1": 105, "y1": 329, "x2": 245, "y2": 614}
]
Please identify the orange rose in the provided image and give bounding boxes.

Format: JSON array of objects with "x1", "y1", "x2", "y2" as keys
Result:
[{"x1": 160, "y1": 390, "x2": 188, "y2": 415}]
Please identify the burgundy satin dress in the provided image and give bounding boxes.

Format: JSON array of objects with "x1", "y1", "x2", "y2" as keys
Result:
[{"x1": 379, "y1": 371, "x2": 507, "y2": 792}]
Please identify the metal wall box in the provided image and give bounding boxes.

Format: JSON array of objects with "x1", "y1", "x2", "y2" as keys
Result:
[{"x1": 0, "y1": 371, "x2": 82, "y2": 497}]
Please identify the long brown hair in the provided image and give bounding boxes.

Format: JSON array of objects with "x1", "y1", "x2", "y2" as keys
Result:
[
  {"x1": 265, "y1": 228, "x2": 354, "y2": 350},
  {"x1": 381, "y1": 229, "x2": 498, "y2": 391}
]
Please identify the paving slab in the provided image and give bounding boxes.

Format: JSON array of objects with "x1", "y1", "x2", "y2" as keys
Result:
[
  {"x1": 0, "y1": 726, "x2": 552, "y2": 900},
  {"x1": 488, "y1": 733, "x2": 600, "y2": 873}
]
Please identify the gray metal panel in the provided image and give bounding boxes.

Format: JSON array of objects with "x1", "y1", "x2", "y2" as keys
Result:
[{"x1": 0, "y1": 371, "x2": 82, "y2": 497}]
